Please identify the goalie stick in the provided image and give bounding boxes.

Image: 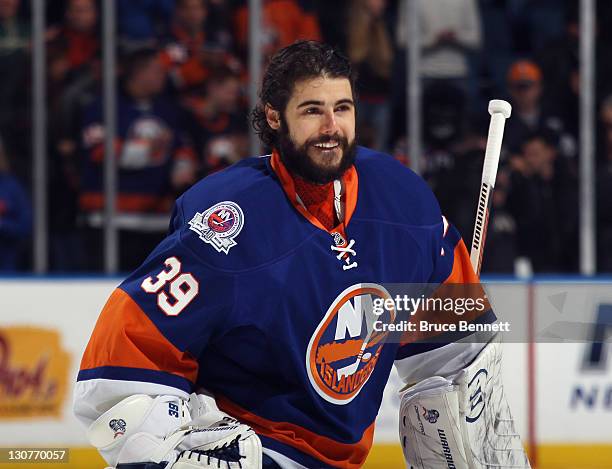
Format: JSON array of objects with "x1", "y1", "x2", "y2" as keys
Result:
[{"x1": 470, "y1": 100, "x2": 512, "y2": 275}]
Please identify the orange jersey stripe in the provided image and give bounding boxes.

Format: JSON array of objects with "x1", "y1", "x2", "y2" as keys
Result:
[
  {"x1": 80, "y1": 288, "x2": 198, "y2": 383},
  {"x1": 216, "y1": 395, "x2": 375, "y2": 468}
]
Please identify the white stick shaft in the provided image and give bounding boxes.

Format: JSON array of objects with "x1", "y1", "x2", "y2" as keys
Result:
[{"x1": 470, "y1": 100, "x2": 511, "y2": 275}]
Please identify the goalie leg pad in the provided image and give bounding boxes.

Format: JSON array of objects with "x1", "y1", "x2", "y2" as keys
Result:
[
  {"x1": 399, "y1": 376, "x2": 469, "y2": 469},
  {"x1": 399, "y1": 336, "x2": 531, "y2": 469},
  {"x1": 455, "y1": 337, "x2": 531, "y2": 468}
]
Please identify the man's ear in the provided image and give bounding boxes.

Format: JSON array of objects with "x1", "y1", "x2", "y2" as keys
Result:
[{"x1": 265, "y1": 104, "x2": 281, "y2": 130}]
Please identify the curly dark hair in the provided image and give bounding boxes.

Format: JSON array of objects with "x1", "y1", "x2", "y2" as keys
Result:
[{"x1": 250, "y1": 40, "x2": 357, "y2": 149}]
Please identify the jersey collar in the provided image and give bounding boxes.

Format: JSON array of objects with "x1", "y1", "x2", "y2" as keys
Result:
[{"x1": 270, "y1": 149, "x2": 358, "y2": 233}]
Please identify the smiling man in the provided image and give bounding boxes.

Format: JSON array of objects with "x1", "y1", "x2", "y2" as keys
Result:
[
  {"x1": 269, "y1": 76, "x2": 356, "y2": 183},
  {"x1": 74, "y1": 41, "x2": 530, "y2": 469}
]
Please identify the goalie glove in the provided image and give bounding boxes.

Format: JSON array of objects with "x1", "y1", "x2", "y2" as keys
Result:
[
  {"x1": 88, "y1": 393, "x2": 262, "y2": 469},
  {"x1": 116, "y1": 410, "x2": 262, "y2": 469}
]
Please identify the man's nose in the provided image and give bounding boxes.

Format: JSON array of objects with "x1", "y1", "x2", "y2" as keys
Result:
[{"x1": 320, "y1": 109, "x2": 339, "y2": 134}]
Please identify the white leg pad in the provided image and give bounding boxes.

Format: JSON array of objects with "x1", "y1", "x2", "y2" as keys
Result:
[
  {"x1": 400, "y1": 376, "x2": 469, "y2": 468},
  {"x1": 399, "y1": 337, "x2": 531, "y2": 469}
]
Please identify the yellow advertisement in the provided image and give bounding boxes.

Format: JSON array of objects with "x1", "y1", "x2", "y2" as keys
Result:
[{"x1": 0, "y1": 326, "x2": 70, "y2": 419}]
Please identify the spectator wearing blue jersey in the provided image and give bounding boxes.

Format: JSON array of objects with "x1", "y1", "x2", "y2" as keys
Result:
[
  {"x1": 0, "y1": 138, "x2": 32, "y2": 271},
  {"x1": 79, "y1": 47, "x2": 197, "y2": 271},
  {"x1": 181, "y1": 64, "x2": 248, "y2": 175}
]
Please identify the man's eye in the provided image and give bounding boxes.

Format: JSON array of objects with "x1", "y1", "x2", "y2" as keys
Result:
[
  {"x1": 335, "y1": 105, "x2": 350, "y2": 112},
  {"x1": 305, "y1": 108, "x2": 321, "y2": 114}
]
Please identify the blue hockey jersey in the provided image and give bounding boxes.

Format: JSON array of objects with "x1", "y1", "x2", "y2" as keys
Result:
[{"x1": 75, "y1": 147, "x2": 493, "y2": 468}]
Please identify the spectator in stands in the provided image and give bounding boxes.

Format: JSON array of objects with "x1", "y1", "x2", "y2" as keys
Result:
[
  {"x1": 504, "y1": 59, "x2": 576, "y2": 160},
  {"x1": 0, "y1": 0, "x2": 29, "y2": 180},
  {"x1": 161, "y1": 0, "x2": 240, "y2": 93},
  {"x1": 597, "y1": 95, "x2": 612, "y2": 272},
  {"x1": 347, "y1": 0, "x2": 393, "y2": 151},
  {"x1": 396, "y1": 0, "x2": 481, "y2": 98},
  {"x1": 421, "y1": 81, "x2": 466, "y2": 169},
  {"x1": 79, "y1": 48, "x2": 197, "y2": 271},
  {"x1": 506, "y1": 133, "x2": 577, "y2": 272},
  {"x1": 233, "y1": 0, "x2": 322, "y2": 58},
  {"x1": 425, "y1": 110, "x2": 481, "y2": 244},
  {"x1": 0, "y1": 137, "x2": 31, "y2": 271},
  {"x1": 161, "y1": 0, "x2": 208, "y2": 90},
  {"x1": 47, "y1": 0, "x2": 99, "y2": 71},
  {"x1": 117, "y1": 0, "x2": 175, "y2": 46},
  {"x1": 182, "y1": 65, "x2": 248, "y2": 175}
]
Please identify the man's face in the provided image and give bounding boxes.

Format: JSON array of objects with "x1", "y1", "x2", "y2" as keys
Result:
[
  {"x1": 509, "y1": 80, "x2": 541, "y2": 111},
  {"x1": 209, "y1": 77, "x2": 240, "y2": 113},
  {"x1": 366, "y1": 0, "x2": 387, "y2": 17},
  {"x1": 131, "y1": 58, "x2": 166, "y2": 98},
  {"x1": 271, "y1": 76, "x2": 356, "y2": 184},
  {"x1": 0, "y1": 0, "x2": 19, "y2": 20},
  {"x1": 523, "y1": 138, "x2": 555, "y2": 172},
  {"x1": 66, "y1": 0, "x2": 97, "y2": 33},
  {"x1": 176, "y1": 0, "x2": 207, "y2": 31}
]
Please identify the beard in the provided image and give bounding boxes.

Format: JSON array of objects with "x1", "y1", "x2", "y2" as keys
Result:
[{"x1": 277, "y1": 122, "x2": 357, "y2": 184}]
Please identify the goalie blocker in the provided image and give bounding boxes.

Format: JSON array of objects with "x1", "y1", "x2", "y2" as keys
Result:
[{"x1": 399, "y1": 335, "x2": 531, "y2": 469}]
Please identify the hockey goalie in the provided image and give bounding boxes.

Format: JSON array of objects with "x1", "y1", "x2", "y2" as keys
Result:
[{"x1": 74, "y1": 41, "x2": 531, "y2": 469}]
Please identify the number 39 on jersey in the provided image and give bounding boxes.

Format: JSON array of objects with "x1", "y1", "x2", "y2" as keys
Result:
[{"x1": 140, "y1": 257, "x2": 199, "y2": 316}]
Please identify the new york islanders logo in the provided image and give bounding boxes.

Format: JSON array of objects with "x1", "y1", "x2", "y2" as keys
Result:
[
  {"x1": 189, "y1": 201, "x2": 244, "y2": 254},
  {"x1": 306, "y1": 284, "x2": 395, "y2": 405}
]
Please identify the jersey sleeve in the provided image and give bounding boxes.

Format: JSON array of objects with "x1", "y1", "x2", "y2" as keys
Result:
[
  {"x1": 74, "y1": 199, "x2": 234, "y2": 426},
  {"x1": 393, "y1": 216, "x2": 497, "y2": 385}
]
